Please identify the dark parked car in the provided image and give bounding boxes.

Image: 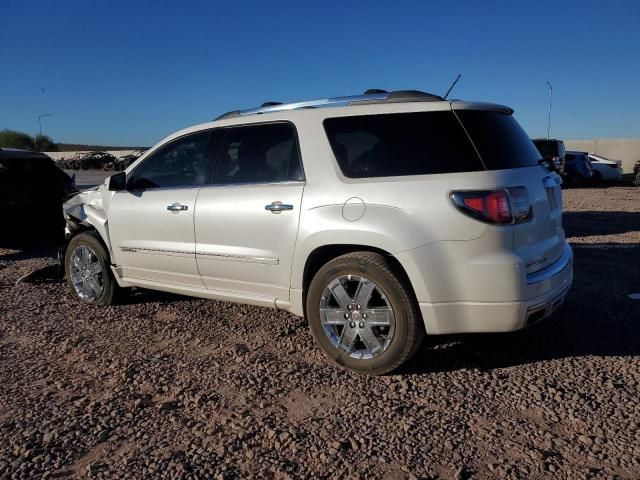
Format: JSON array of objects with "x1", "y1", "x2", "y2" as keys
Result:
[
  {"x1": 1, "y1": 148, "x2": 77, "y2": 241},
  {"x1": 633, "y1": 160, "x2": 640, "y2": 186},
  {"x1": 564, "y1": 151, "x2": 593, "y2": 185},
  {"x1": 532, "y1": 138, "x2": 566, "y2": 175}
]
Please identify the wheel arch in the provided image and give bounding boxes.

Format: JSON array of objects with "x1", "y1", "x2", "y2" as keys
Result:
[{"x1": 300, "y1": 244, "x2": 418, "y2": 318}]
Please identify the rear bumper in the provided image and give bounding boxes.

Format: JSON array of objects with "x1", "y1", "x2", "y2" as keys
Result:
[{"x1": 418, "y1": 244, "x2": 573, "y2": 334}]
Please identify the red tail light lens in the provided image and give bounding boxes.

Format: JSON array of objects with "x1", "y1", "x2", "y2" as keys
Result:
[{"x1": 451, "y1": 188, "x2": 531, "y2": 225}]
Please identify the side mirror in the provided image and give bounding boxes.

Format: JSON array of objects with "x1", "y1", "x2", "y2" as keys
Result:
[{"x1": 108, "y1": 172, "x2": 127, "y2": 191}]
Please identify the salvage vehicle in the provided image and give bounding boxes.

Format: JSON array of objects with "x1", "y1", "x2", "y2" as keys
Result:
[
  {"x1": 1, "y1": 148, "x2": 77, "y2": 241},
  {"x1": 62, "y1": 89, "x2": 573, "y2": 374},
  {"x1": 532, "y1": 138, "x2": 566, "y2": 175},
  {"x1": 564, "y1": 151, "x2": 593, "y2": 185},
  {"x1": 587, "y1": 154, "x2": 623, "y2": 182}
]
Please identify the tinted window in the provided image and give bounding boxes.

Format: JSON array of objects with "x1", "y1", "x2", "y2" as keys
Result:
[
  {"x1": 0, "y1": 158, "x2": 58, "y2": 187},
  {"x1": 129, "y1": 132, "x2": 211, "y2": 189},
  {"x1": 214, "y1": 123, "x2": 303, "y2": 184},
  {"x1": 323, "y1": 111, "x2": 482, "y2": 178},
  {"x1": 457, "y1": 111, "x2": 541, "y2": 170}
]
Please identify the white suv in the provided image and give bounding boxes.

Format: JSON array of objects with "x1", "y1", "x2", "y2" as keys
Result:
[{"x1": 62, "y1": 89, "x2": 573, "y2": 374}]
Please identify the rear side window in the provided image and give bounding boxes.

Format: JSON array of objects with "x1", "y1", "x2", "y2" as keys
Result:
[
  {"x1": 323, "y1": 111, "x2": 482, "y2": 178},
  {"x1": 456, "y1": 111, "x2": 542, "y2": 170},
  {"x1": 214, "y1": 122, "x2": 303, "y2": 185}
]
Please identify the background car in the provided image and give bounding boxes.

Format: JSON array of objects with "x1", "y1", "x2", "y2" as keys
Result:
[
  {"x1": 1, "y1": 148, "x2": 77, "y2": 242},
  {"x1": 633, "y1": 160, "x2": 640, "y2": 186},
  {"x1": 564, "y1": 151, "x2": 593, "y2": 185},
  {"x1": 588, "y1": 153, "x2": 623, "y2": 182},
  {"x1": 533, "y1": 138, "x2": 566, "y2": 174}
]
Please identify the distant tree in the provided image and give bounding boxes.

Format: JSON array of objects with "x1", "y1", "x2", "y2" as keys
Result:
[
  {"x1": 34, "y1": 134, "x2": 58, "y2": 152},
  {"x1": 0, "y1": 130, "x2": 59, "y2": 152},
  {"x1": 0, "y1": 129, "x2": 35, "y2": 150}
]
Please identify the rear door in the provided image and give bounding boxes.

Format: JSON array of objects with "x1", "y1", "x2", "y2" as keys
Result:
[
  {"x1": 194, "y1": 122, "x2": 304, "y2": 301},
  {"x1": 455, "y1": 109, "x2": 565, "y2": 274},
  {"x1": 108, "y1": 131, "x2": 213, "y2": 287}
]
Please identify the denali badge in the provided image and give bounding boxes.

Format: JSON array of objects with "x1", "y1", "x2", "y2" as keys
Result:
[{"x1": 527, "y1": 257, "x2": 547, "y2": 269}]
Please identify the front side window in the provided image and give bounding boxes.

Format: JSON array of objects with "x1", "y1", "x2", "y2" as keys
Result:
[
  {"x1": 323, "y1": 111, "x2": 483, "y2": 178},
  {"x1": 129, "y1": 131, "x2": 211, "y2": 190},
  {"x1": 214, "y1": 122, "x2": 303, "y2": 185}
]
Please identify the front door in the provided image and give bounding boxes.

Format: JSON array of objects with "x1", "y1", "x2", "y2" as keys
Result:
[
  {"x1": 108, "y1": 130, "x2": 213, "y2": 287},
  {"x1": 195, "y1": 122, "x2": 305, "y2": 301}
]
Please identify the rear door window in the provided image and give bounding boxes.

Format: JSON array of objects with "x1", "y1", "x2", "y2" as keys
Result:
[
  {"x1": 323, "y1": 111, "x2": 482, "y2": 178},
  {"x1": 213, "y1": 122, "x2": 303, "y2": 185},
  {"x1": 456, "y1": 111, "x2": 542, "y2": 170}
]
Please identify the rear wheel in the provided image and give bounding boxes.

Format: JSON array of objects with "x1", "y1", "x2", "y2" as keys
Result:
[
  {"x1": 306, "y1": 252, "x2": 424, "y2": 375},
  {"x1": 65, "y1": 232, "x2": 118, "y2": 305}
]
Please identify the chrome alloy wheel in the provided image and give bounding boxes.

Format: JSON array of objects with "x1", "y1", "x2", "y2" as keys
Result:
[
  {"x1": 319, "y1": 275, "x2": 396, "y2": 360},
  {"x1": 69, "y1": 245, "x2": 104, "y2": 301}
]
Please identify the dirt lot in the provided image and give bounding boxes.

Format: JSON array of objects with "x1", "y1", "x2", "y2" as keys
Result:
[{"x1": 0, "y1": 185, "x2": 638, "y2": 479}]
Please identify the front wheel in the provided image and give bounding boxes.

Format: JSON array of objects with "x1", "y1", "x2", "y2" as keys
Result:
[
  {"x1": 65, "y1": 232, "x2": 118, "y2": 305},
  {"x1": 306, "y1": 252, "x2": 424, "y2": 375}
]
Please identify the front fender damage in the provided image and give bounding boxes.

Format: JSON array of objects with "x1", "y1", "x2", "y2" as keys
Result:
[{"x1": 62, "y1": 188, "x2": 113, "y2": 258}]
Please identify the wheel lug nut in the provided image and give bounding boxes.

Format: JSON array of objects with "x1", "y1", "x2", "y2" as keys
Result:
[
  {"x1": 344, "y1": 313, "x2": 350, "y2": 319},
  {"x1": 362, "y1": 313, "x2": 368, "y2": 319},
  {"x1": 349, "y1": 322, "x2": 356, "y2": 328},
  {"x1": 347, "y1": 305, "x2": 353, "y2": 310},
  {"x1": 356, "y1": 305, "x2": 361, "y2": 310},
  {"x1": 359, "y1": 322, "x2": 365, "y2": 328}
]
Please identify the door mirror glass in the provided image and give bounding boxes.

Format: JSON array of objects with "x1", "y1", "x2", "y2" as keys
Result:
[{"x1": 108, "y1": 172, "x2": 126, "y2": 191}]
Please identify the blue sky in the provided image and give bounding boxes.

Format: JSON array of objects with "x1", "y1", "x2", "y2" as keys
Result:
[{"x1": 2, "y1": 0, "x2": 639, "y2": 147}]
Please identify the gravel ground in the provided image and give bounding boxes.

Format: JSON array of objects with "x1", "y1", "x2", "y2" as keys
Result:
[{"x1": 1, "y1": 185, "x2": 639, "y2": 479}]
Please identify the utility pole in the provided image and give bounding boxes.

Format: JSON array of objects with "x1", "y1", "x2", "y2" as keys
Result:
[
  {"x1": 38, "y1": 113, "x2": 52, "y2": 137},
  {"x1": 546, "y1": 81, "x2": 552, "y2": 139}
]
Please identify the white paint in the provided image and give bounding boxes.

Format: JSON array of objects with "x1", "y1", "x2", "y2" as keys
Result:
[{"x1": 628, "y1": 293, "x2": 640, "y2": 300}]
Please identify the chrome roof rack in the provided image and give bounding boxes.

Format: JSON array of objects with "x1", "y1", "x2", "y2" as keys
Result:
[{"x1": 214, "y1": 89, "x2": 445, "y2": 120}]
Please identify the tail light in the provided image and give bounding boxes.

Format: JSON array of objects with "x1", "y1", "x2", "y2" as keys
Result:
[{"x1": 450, "y1": 187, "x2": 532, "y2": 225}]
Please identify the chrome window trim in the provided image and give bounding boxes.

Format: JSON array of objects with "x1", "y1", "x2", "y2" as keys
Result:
[{"x1": 199, "y1": 180, "x2": 305, "y2": 189}]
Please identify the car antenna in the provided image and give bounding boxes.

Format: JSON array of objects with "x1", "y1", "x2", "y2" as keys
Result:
[{"x1": 443, "y1": 74, "x2": 462, "y2": 100}]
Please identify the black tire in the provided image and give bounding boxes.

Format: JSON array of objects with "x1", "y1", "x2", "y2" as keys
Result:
[
  {"x1": 64, "y1": 232, "x2": 118, "y2": 305},
  {"x1": 306, "y1": 252, "x2": 424, "y2": 375}
]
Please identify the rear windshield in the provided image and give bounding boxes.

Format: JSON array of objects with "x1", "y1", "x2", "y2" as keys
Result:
[
  {"x1": 0, "y1": 158, "x2": 55, "y2": 186},
  {"x1": 323, "y1": 111, "x2": 483, "y2": 178},
  {"x1": 456, "y1": 111, "x2": 542, "y2": 170}
]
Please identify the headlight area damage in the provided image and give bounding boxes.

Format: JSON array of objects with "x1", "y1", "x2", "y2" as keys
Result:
[{"x1": 60, "y1": 188, "x2": 114, "y2": 261}]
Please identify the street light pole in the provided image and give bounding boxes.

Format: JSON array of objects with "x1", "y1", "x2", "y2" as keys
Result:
[
  {"x1": 546, "y1": 81, "x2": 553, "y2": 140},
  {"x1": 38, "y1": 113, "x2": 52, "y2": 137}
]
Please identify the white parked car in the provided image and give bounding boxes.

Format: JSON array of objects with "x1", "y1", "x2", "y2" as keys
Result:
[
  {"x1": 62, "y1": 89, "x2": 573, "y2": 374},
  {"x1": 588, "y1": 154, "x2": 623, "y2": 181}
]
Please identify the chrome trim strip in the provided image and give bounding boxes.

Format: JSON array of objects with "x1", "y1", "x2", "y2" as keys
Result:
[
  {"x1": 119, "y1": 246, "x2": 194, "y2": 255},
  {"x1": 196, "y1": 251, "x2": 279, "y2": 265},
  {"x1": 526, "y1": 243, "x2": 572, "y2": 285}
]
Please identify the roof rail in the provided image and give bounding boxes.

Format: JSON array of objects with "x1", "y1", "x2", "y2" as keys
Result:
[{"x1": 213, "y1": 89, "x2": 445, "y2": 121}]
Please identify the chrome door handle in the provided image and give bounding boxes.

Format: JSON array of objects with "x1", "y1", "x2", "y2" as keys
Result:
[
  {"x1": 167, "y1": 203, "x2": 188, "y2": 212},
  {"x1": 265, "y1": 201, "x2": 293, "y2": 214}
]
